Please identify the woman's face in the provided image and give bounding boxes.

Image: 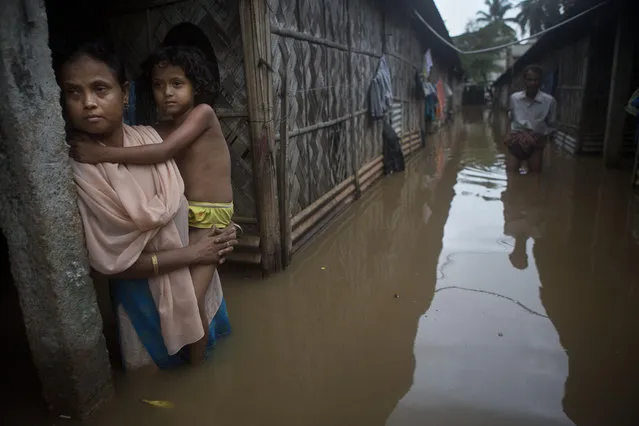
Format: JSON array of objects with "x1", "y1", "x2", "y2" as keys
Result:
[{"x1": 60, "y1": 55, "x2": 128, "y2": 135}]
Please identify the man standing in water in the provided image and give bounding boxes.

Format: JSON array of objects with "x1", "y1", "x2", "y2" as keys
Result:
[{"x1": 506, "y1": 65, "x2": 557, "y2": 173}]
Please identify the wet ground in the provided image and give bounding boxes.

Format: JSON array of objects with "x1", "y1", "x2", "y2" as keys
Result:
[{"x1": 3, "y1": 109, "x2": 639, "y2": 425}]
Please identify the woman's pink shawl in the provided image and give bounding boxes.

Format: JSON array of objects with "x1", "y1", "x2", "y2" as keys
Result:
[{"x1": 71, "y1": 124, "x2": 203, "y2": 355}]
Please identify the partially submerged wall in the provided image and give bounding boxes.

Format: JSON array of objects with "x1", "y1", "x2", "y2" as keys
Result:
[{"x1": 269, "y1": 0, "x2": 433, "y2": 255}]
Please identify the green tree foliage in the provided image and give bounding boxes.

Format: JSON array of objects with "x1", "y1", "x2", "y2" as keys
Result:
[{"x1": 454, "y1": 22, "x2": 517, "y2": 83}]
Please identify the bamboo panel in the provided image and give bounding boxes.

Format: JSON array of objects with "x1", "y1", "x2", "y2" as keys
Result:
[
  {"x1": 307, "y1": 44, "x2": 329, "y2": 126},
  {"x1": 308, "y1": 128, "x2": 331, "y2": 203},
  {"x1": 299, "y1": 0, "x2": 325, "y2": 39},
  {"x1": 270, "y1": 0, "x2": 426, "y2": 236},
  {"x1": 288, "y1": 134, "x2": 309, "y2": 216},
  {"x1": 327, "y1": 49, "x2": 348, "y2": 120},
  {"x1": 556, "y1": 40, "x2": 588, "y2": 130},
  {"x1": 271, "y1": 35, "x2": 305, "y2": 133},
  {"x1": 108, "y1": 0, "x2": 256, "y2": 218},
  {"x1": 267, "y1": 0, "x2": 298, "y2": 30},
  {"x1": 325, "y1": 0, "x2": 348, "y2": 45},
  {"x1": 350, "y1": 0, "x2": 383, "y2": 54}
]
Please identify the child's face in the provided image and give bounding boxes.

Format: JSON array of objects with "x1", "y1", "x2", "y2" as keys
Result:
[
  {"x1": 151, "y1": 63, "x2": 194, "y2": 119},
  {"x1": 60, "y1": 55, "x2": 128, "y2": 135}
]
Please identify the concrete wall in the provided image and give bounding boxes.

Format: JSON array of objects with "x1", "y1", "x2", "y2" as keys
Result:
[{"x1": 0, "y1": 0, "x2": 112, "y2": 418}]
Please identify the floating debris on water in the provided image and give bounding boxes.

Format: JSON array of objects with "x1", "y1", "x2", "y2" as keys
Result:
[{"x1": 141, "y1": 400, "x2": 175, "y2": 409}]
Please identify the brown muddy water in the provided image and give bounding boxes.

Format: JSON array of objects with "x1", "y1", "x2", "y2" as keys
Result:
[{"x1": 3, "y1": 109, "x2": 639, "y2": 426}]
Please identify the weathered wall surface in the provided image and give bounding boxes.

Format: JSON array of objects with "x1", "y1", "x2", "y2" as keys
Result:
[
  {"x1": 0, "y1": 0, "x2": 112, "y2": 418},
  {"x1": 269, "y1": 0, "x2": 426, "y2": 217},
  {"x1": 108, "y1": 0, "x2": 257, "y2": 219}
]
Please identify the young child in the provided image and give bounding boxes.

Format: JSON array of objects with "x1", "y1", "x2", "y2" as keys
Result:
[{"x1": 70, "y1": 45, "x2": 233, "y2": 364}]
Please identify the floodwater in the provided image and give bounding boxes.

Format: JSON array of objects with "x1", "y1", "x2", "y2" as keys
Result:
[{"x1": 4, "y1": 109, "x2": 639, "y2": 425}]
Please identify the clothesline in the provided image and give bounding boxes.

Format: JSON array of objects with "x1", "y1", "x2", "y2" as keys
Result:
[{"x1": 413, "y1": 0, "x2": 611, "y2": 56}]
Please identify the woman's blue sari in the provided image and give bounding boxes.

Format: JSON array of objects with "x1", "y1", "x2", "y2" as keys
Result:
[{"x1": 110, "y1": 278, "x2": 231, "y2": 369}]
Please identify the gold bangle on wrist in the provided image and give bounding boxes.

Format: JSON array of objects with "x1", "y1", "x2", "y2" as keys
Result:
[{"x1": 151, "y1": 254, "x2": 159, "y2": 275}]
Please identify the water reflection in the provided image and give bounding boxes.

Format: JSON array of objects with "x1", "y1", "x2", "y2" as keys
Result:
[
  {"x1": 8, "y1": 111, "x2": 639, "y2": 425},
  {"x1": 388, "y1": 110, "x2": 639, "y2": 426},
  {"x1": 387, "y1": 112, "x2": 571, "y2": 426}
]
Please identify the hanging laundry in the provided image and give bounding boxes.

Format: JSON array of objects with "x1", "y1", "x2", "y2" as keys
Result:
[
  {"x1": 436, "y1": 79, "x2": 446, "y2": 121},
  {"x1": 369, "y1": 55, "x2": 393, "y2": 120},
  {"x1": 424, "y1": 82, "x2": 438, "y2": 122},
  {"x1": 424, "y1": 49, "x2": 434, "y2": 77},
  {"x1": 415, "y1": 71, "x2": 427, "y2": 98}
]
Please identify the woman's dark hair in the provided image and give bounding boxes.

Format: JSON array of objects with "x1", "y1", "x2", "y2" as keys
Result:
[
  {"x1": 140, "y1": 45, "x2": 216, "y2": 105},
  {"x1": 53, "y1": 39, "x2": 127, "y2": 132},
  {"x1": 53, "y1": 39, "x2": 127, "y2": 87},
  {"x1": 523, "y1": 64, "x2": 544, "y2": 79}
]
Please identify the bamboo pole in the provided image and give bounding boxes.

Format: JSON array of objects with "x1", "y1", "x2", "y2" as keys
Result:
[
  {"x1": 271, "y1": 27, "x2": 347, "y2": 51},
  {"x1": 275, "y1": 110, "x2": 367, "y2": 140},
  {"x1": 347, "y1": 0, "x2": 361, "y2": 198},
  {"x1": 291, "y1": 176, "x2": 355, "y2": 229},
  {"x1": 239, "y1": 0, "x2": 282, "y2": 273},
  {"x1": 278, "y1": 64, "x2": 292, "y2": 267}
]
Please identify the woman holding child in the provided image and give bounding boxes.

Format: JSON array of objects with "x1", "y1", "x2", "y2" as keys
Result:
[{"x1": 57, "y1": 40, "x2": 235, "y2": 369}]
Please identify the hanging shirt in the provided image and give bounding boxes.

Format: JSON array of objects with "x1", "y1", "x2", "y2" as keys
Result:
[
  {"x1": 509, "y1": 91, "x2": 557, "y2": 135},
  {"x1": 424, "y1": 49, "x2": 434, "y2": 77},
  {"x1": 369, "y1": 56, "x2": 393, "y2": 120}
]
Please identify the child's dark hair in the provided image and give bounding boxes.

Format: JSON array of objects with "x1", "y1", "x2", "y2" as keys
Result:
[
  {"x1": 140, "y1": 46, "x2": 216, "y2": 105},
  {"x1": 523, "y1": 64, "x2": 544, "y2": 79},
  {"x1": 53, "y1": 39, "x2": 127, "y2": 87}
]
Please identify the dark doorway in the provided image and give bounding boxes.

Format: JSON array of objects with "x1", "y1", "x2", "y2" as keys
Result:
[{"x1": 163, "y1": 21, "x2": 221, "y2": 103}]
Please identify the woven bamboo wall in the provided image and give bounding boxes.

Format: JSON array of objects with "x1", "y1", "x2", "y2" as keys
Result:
[
  {"x1": 269, "y1": 0, "x2": 425, "y2": 216},
  {"x1": 555, "y1": 40, "x2": 588, "y2": 139},
  {"x1": 576, "y1": 25, "x2": 637, "y2": 155},
  {"x1": 107, "y1": 0, "x2": 257, "y2": 218}
]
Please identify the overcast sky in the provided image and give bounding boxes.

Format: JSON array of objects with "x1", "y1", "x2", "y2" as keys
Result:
[{"x1": 434, "y1": 0, "x2": 519, "y2": 36}]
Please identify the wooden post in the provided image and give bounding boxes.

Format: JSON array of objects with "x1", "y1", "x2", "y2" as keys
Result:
[
  {"x1": 632, "y1": 133, "x2": 639, "y2": 187},
  {"x1": 576, "y1": 37, "x2": 591, "y2": 155},
  {"x1": 347, "y1": 0, "x2": 361, "y2": 197},
  {"x1": 603, "y1": 10, "x2": 635, "y2": 168},
  {"x1": 239, "y1": 0, "x2": 282, "y2": 273},
  {"x1": 382, "y1": 0, "x2": 388, "y2": 55},
  {"x1": 278, "y1": 65, "x2": 292, "y2": 267}
]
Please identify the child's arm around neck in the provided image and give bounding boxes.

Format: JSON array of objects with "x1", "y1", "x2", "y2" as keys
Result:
[{"x1": 71, "y1": 104, "x2": 217, "y2": 165}]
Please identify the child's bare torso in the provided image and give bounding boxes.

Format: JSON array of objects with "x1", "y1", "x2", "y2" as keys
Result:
[{"x1": 156, "y1": 121, "x2": 233, "y2": 204}]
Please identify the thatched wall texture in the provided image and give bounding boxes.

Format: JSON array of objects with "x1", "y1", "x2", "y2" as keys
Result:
[
  {"x1": 269, "y1": 0, "x2": 426, "y2": 217},
  {"x1": 107, "y1": 0, "x2": 257, "y2": 219}
]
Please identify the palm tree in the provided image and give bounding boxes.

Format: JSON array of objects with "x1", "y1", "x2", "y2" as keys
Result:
[
  {"x1": 516, "y1": 0, "x2": 546, "y2": 34},
  {"x1": 515, "y1": 0, "x2": 575, "y2": 36},
  {"x1": 476, "y1": 0, "x2": 517, "y2": 25}
]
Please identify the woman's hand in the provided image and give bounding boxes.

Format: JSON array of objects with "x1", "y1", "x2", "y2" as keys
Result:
[{"x1": 191, "y1": 226, "x2": 238, "y2": 265}]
